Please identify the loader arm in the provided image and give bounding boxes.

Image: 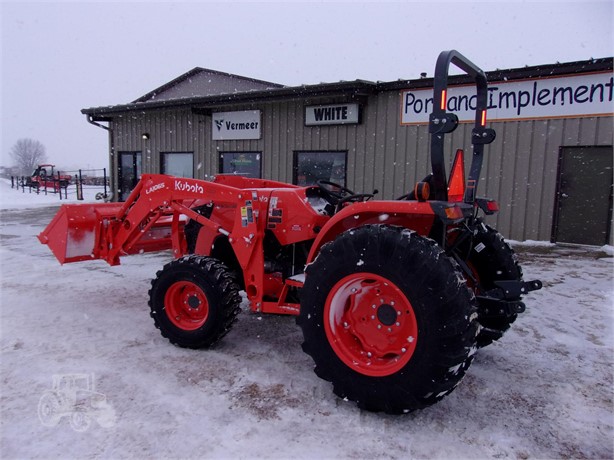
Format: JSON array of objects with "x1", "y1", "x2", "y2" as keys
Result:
[{"x1": 38, "y1": 174, "x2": 266, "y2": 270}]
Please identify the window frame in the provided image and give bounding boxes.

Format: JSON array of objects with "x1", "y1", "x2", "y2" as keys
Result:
[
  {"x1": 218, "y1": 151, "x2": 262, "y2": 178},
  {"x1": 160, "y1": 152, "x2": 194, "y2": 178},
  {"x1": 292, "y1": 150, "x2": 348, "y2": 187}
]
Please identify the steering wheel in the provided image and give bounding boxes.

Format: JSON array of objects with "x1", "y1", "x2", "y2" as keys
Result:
[
  {"x1": 337, "y1": 193, "x2": 375, "y2": 207},
  {"x1": 317, "y1": 180, "x2": 355, "y2": 202},
  {"x1": 317, "y1": 180, "x2": 375, "y2": 213}
]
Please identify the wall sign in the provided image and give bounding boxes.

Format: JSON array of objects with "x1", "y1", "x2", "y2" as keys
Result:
[
  {"x1": 212, "y1": 110, "x2": 261, "y2": 140},
  {"x1": 305, "y1": 103, "x2": 360, "y2": 126},
  {"x1": 400, "y1": 72, "x2": 614, "y2": 124}
]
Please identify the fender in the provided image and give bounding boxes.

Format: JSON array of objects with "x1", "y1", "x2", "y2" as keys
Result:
[
  {"x1": 306, "y1": 200, "x2": 437, "y2": 264},
  {"x1": 306, "y1": 199, "x2": 473, "y2": 264}
]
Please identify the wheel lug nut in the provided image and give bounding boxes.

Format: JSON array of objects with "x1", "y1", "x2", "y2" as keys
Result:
[
  {"x1": 396, "y1": 322, "x2": 400, "y2": 327},
  {"x1": 377, "y1": 325, "x2": 382, "y2": 329}
]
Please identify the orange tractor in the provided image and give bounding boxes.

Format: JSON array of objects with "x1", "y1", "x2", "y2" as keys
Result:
[{"x1": 39, "y1": 50, "x2": 541, "y2": 413}]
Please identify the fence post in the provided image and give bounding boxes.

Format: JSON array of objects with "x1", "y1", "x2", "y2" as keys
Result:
[
  {"x1": 103, "y1": 167, "x2": 108, "y2": 200},
  {"x1": 76, "y1": 174, "x2": 82, "y2": 200}
]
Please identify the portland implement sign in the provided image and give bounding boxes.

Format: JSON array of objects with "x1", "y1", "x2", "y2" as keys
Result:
[
  {"x1": 212, "y1": 110, "x2": 261, "y2": 140},
  {"x1": 400, "y1": 72, "x2": 614, "y2": 124}
]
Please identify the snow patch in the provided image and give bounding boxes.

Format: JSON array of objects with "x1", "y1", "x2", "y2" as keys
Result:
[{"x1": 600, "y1": 245, "x2": 614, "y2": 256}]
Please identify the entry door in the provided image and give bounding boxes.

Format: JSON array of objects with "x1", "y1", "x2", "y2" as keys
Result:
[
  {"x1": 553, "y1": 146, "x2": 613, "y2": 245},
  {"x1": 118, "y1": 152, "x2": 142, "y2": 201}
]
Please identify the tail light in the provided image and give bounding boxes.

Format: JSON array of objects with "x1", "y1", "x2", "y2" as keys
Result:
[{"x1": 440, "y1": 90, "x2": 447, "y2": 110}]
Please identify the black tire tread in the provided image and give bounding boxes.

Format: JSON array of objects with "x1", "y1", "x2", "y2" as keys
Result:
[
  {"x1": 148, "y1": 255, "x2": 241, "y2": 349},
  {"x1": 298, "y1": 224, "x2": 478, "y2": 414},
  {"x1": 463, "y1": 222, "x2": 523, "y2": 347}
]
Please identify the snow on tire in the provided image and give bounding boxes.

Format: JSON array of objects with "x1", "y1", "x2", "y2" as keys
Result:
[
  {"x1": 149, "y1": 255, "x2": 241, "y2": 349},
  {"x1": 298, "y1": 224, "x2": 479, "y2": 414},
  {"x1": 456, "y1": 221, "x2": 524, "y2": 347}
]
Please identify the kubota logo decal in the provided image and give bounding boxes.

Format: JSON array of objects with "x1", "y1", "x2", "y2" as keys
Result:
[{"x1": 174, "y1": 180, "x2": 204, "y2": 194}]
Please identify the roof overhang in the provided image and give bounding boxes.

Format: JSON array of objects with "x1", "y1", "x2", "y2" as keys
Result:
[
  {"x1": 82, "y1": 80, "x2": 377, "y2": 118},
  {"x1": 379, "y1": 56, "x2": 613, "y2": 91}
]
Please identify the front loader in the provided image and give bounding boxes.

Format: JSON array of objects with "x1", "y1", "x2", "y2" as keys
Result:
[{"x1": 39, "y1": 50, "x2": 542, "y2": 414}]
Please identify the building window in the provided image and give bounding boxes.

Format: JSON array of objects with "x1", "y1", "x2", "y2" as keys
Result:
[
  {"x1": 219, "y1": 152, "x2": 262, "y2": 178},
  {"x1": 118, "y1": 151, "x2": 142, "y2": 201},
  {"x1": 293, "y1": 151, "x2": 347, "y2": 186},
  {"x1": 161, "y1": 152, "x2": 194, "y2": 178}
]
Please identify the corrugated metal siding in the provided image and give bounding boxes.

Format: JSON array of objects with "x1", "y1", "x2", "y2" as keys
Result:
[
  {"x1": 477, "y1": 116, "x2": 613, "y2": 241},
  {"x1": 109, "y1": 94, "x2": 613, "y2": 243}
]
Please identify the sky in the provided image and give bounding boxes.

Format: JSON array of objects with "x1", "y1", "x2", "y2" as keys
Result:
[{"x1": 1, "y1": 0, "x2": 612, "y2": 170}]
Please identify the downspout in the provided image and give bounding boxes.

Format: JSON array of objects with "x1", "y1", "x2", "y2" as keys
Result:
[{"x1": 86, "y1": 115, "x2": 115, "y2": 201}]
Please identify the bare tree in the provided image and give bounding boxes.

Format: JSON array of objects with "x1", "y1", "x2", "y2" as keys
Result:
[{"x1": 9, "y1": 138, "x2": 48, "y2": 175}]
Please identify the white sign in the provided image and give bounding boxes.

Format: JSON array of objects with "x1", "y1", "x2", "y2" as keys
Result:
[
  {"x1": 305, "y1": 103, "x2": 360, "y2": 126},
  {"x1": 212, "y1": 110, "x2": 261, "y2": 140},
  {"x1": 400, "y1": 72, "x2": 614, "y2": 124}
]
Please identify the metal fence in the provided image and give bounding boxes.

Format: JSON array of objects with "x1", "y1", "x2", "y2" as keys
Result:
[{"x1": 11, "y1": 168, "x2": 109, "y2": 201}]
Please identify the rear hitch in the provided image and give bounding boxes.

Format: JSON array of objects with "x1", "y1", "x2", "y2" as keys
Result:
[
  {"x1": 477, "y1": 279, "x2": 542, "y2": 319},
  {"x1": 477, "y1": 296, "x2": 526, "y2": 319},
  {"x1": 493, "y1": 279, "x2": 543, "y2": 298}
]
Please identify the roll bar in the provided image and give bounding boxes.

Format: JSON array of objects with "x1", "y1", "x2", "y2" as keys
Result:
[{"x1": 428, "y1": 50, "x2": 496, "y2": 202}]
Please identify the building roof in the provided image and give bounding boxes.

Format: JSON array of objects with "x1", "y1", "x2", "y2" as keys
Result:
[
  {"x1": 83, "y1": 57, "x2": 613, "y2": 119},
  {"x1": 132, "y1": 67, "x2": 285, "y2": 103}
]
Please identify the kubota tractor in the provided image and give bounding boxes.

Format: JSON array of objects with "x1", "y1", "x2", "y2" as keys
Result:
[{"x1": 39, "y1": 50, "x2": 542, "y2": 413}]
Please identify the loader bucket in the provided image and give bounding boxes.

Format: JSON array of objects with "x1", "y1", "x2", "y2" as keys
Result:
[{"x1": 38, "y1": 203, "x2": 122, "y2": 264}]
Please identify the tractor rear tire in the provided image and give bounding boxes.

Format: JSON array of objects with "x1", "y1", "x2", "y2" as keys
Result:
[
  {"x1": 149, "y1": 255, "x2": 241, "y2": 349},
  {"x1": 460, "y1": 222, "x2": 523, "y2": 347},
  {"x1": 298, "y1": 225, "x2": 479, "y2": 414}
]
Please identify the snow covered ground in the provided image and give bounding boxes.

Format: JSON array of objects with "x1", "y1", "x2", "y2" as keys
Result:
[{"x1": 1, "y1": 178, "x2": 613, "y2": 459}]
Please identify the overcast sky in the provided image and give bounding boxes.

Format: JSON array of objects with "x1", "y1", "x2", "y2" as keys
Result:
[{"x1": 1, "y1": 1, "x2": 612, "y2": 170}]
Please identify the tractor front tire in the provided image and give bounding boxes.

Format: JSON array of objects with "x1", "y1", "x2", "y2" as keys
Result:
[
  {"x1": 298, "y1": 225, "x2": 479, "y2": 414},
  {"x1": 149, "y1": 255, "x2": 241, "y2": 349}
]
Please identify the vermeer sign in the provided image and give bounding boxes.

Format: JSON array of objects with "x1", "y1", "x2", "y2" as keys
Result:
[
  {"x1": 305, "y1": 103, "x2": 360, "y2": 126},
  {"x1": 400, "y1": 72, "x2": 614, "y2": 124},
  {"x1": 212, "y1": 110, "x2": 261, "y2": 140}
]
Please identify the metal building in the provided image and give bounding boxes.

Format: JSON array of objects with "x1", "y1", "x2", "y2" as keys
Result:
[{"x1": 82, "y1": 57, "x2": 613, "y2": 246}]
